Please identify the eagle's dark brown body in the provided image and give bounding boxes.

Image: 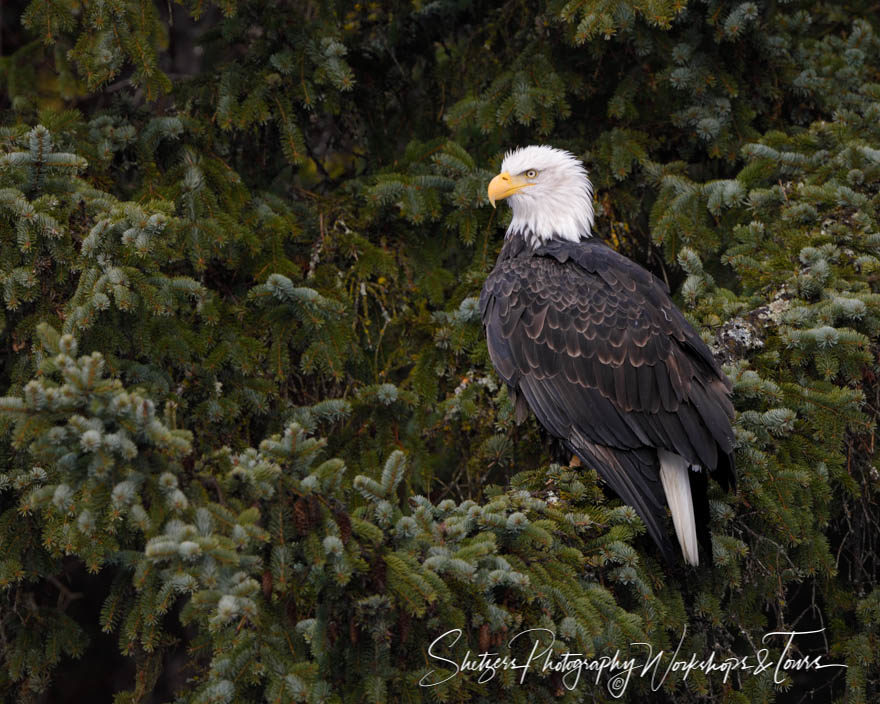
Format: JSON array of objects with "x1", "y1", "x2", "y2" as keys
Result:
[{"x1": 480, "y1": 231, "x2": 735, "y2": 563}]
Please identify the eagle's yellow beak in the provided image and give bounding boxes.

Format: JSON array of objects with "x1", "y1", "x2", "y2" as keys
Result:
[{"x1": 487, "y1": 171, "x2": 533, "y2": 208}]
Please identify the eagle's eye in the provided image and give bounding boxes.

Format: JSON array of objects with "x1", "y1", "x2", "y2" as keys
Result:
[{"x1": 525, "y1": 169, "x2": 538, "y2": 179}]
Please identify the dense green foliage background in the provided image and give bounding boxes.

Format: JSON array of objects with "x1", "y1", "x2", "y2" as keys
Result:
[{"x1": 2, "y1": 0, "x2": 880, "y2": 701}]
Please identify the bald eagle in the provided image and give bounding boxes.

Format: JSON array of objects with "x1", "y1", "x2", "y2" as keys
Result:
[{"x1": 480, "y1": 145, "x2": 735, "y2": 566}]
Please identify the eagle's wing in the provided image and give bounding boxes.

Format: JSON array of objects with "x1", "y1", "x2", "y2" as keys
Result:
[{"x1": 479, "y1": 240, "x2": 734, "y2": 561}]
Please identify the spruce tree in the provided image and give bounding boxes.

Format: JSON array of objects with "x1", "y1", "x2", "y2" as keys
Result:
[{"x1": 1, "y1": 0, "x2": 879, "y2": 701}]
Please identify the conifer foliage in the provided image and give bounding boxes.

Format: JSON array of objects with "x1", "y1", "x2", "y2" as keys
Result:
[{"x1": 2, "y1": 0, "x2": 880, "y2": 701}]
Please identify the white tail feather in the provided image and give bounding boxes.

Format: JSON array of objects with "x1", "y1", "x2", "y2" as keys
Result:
[{"x1": 658, "y1": 450, "x2": 699, "y2": 566}]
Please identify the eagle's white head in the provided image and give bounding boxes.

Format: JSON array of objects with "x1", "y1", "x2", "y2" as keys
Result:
[{"x1": 487, "y1": 145, "x2": 594, "y2": 245}]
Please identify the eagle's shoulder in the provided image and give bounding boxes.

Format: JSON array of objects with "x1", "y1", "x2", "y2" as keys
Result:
[
  {"x1": 536, "y1": 236, "x2": 671, "y2": 299},
  {"x1": 480, "y1": 233, "x2": 670, "y2": 334}
]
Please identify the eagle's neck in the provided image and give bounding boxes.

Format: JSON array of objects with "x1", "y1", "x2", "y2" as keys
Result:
[
  {"x1": 497, "y1": 230, "x2": 574, "y2": 260},
  {"x1": 507, "y1": 227, "x2": 595, "y2": 253},
  {"x1": 506, "y1": 227, "x2": 576, "y2": 251},
  {"x1": 496, "y1": 231, "x2": 610, "y2": 269}
]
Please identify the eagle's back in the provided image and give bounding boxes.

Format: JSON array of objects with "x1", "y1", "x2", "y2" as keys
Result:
[{"x1": 479, "y1": 232, "x2": 735, "y2": 562}]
